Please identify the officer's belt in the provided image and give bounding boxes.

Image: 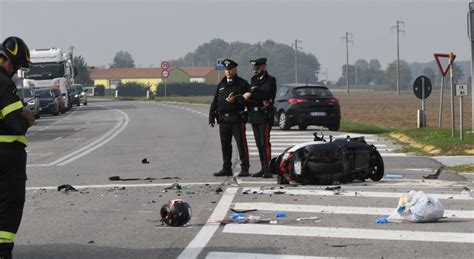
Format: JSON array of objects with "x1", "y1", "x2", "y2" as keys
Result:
[{"x1": 221, "y1": 111, "x2": 244, "y2": 117}]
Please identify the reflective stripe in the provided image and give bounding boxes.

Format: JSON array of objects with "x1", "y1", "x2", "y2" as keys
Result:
[
  {"x1": 1, "y1": 101, "x2": 23, "y2": 117},
  {"x1": 0, "y1": 231, "x2": 15, "y2": 243},
  {"x1": 0, "y1": 135, "x2": 28, "y2": 145}
]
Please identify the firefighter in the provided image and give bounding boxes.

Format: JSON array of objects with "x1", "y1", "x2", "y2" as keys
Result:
[
  {"x1": 247, "y1": 58, "x2": 276, "y2": 178},
  {"x1": 0, "y1": 36, "x2": 34, "y2": 259},
  {"x1": 209, "y1": 59, "x2": 251, "y2": 177}
]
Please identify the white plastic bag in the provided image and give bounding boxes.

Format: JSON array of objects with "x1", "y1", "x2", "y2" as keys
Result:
[{"x1": 387, "y1": 190, "x2": 445, "y2": 223}]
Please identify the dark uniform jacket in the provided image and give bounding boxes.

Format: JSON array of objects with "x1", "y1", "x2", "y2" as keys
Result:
[
  {"x1": 247, "y1": 72, "x2": 277, "y2": 124},
  {"x1": 0, "y1": 66, "x2": 29, "y2": 148},
  {"x1": 209, "y1": 75, "x2": 250, "y2": 124}
]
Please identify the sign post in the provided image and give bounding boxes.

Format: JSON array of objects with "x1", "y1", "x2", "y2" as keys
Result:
[
  {"x1": 161, "y1": 61, "x2": 170, "y2": 98},
  {"x1": 216, "y1": 58, "x2": 224, "y2": 84},
  {"x1": 449, "y1": 53, "x2": 456, "y2": 137},
  {"x1": 434, "y1": 53, "x2": 453, "y2": 128},
  {"x1": 468, "y1": 2, "x2": 474, "y2": 133},
  {"x1": 456, "y1": 84, "x2": 468, "y2": 140},
  {"x1": 413, "y1": 76, "x2": 432, "y2": 128}
]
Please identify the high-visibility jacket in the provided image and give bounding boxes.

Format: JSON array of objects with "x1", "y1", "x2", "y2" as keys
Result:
[{"x1": 0, "y1": 66, "x2": 28, "y2": 146}]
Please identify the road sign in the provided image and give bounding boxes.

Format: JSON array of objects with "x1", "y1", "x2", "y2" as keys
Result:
[
  {"x1": 434, "y1": 53, "x2": 455, "y2": 77},
  {"x1": 456, "y1": 84, "x2": 469, "y2": 96},
  {"x1": 161, "y1": 61, "x2": 170, "y2": 70},
  {"x1": 413, "y1": 76, "x2": 432, "y2": 99},
  {"x1": 161, "y1": 70, "x2": 169, "y2": 78},
  {"x1": 216, "y1": 58, "x2": 224, "y2": 71}
]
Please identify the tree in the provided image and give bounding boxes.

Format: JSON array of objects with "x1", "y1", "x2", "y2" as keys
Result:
[
  {"x1": 368, "y1": 59, "x2": 385, "y2": 86},
  {"x1": 385, "y1": 60, "x2": 412, "y2": 90},
  {"x1": 73, "y1": 55, "x2": 92, "y2": 85},
  {"x1": 336, "y1": 64, "x2": 356, "y2": 86},
  {"x1": 452, "y1": 63, "x2": 464, "y2": 83},
  {"x1": 369, "y1": 59, "x2": 381, "y2": 71},
  {"x1": 422, "y1": 67, "x2": 436, "y2": 84},
  {"x1": 354, "y1": 59, "x2": 370, "y2": 85},
  {"x1": 111, "y1": 51, "x2": 135, "y2": 68},
  {"x1": 170, "y1": 39, "x2": 320, "y2": 84}
]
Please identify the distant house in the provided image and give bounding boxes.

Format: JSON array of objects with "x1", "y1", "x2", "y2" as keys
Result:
[
  {"x1": 90, "y1": 67, "x2": 189, "y2": 93},
  {"x1": 180, "y1": 67, "x2": 219, "y2": 84},
  {"x1": 90, "y1": 66, "x2": 220, "y2": 93}
]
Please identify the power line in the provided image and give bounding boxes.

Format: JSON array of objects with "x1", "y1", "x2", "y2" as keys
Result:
[
  {"x1": 291, "y1": 39, "x2": 302, "y2": 84},
  {"x1": 341, "y1": 32, "x2": 354, "y2": 94},
  {"x1": 392, "y1": 20, "x2": 405, "y2": 95}
]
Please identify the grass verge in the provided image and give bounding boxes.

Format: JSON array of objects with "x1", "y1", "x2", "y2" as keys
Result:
[{"x1": 389, "y1": 127, "x2": 474, "y2": 156}]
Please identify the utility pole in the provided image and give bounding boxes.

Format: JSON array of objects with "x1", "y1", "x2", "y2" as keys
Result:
[
  {"x1": 342, "y1": 32, "x2": 353, "y2": 94},
  {"x1": 392, "y1": 20, "x2": 405, "y2": 95},
  {"x1": 292, "y1": 39, "x2": 302, "y2": 84}
]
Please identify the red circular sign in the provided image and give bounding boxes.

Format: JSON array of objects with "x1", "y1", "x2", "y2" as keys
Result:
[
  {"x1": 161, "y1": 70, "x2": 169, "y2": 78},
  {"x1": 161, "y1": 61, "x2": 170, "y2": 70}
]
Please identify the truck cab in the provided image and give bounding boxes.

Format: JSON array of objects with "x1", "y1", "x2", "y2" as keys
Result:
[{"x1": 23, "y1": 48, "x2": 75, "y2": 111}]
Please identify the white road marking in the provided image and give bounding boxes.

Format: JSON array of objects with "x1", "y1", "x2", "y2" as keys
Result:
[
  {"x1": 223, "y1": 224, "x2": 474, "y2": 243},
  {"x1": 247, "y1": 146, "x2": 395, "y2": 152},
  {"x1": 233, "y1": 202, "x2": 474, "y2": 219},
  {"x1": 27, "y1": 105, "x2": 129, "y2": 167},
  {"x1": 28, "y1": 108, "x2": 80, "y2": 135},
  {"x1": 53, "y1": 136, "x2": 64, "y2": 141},
  {"x1": 206, "y1": 252, "x2": 336, "y2": 259},
  {"x1": 178, "y1": 187, "x2": 238, "y2": 259},
  {"x1": 243, "y1": 188, "x2": 472, "y2": 200}
]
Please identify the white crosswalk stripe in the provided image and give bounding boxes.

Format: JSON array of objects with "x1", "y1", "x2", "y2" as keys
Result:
[
  {"x1": 243, "y1": 130, "x2": 405, "y2": 160},
  {"x1": 203, "y1": 186, "x2": 474, "y2": 258}
]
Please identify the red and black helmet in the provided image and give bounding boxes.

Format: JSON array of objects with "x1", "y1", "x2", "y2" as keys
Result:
[
  {"x1": 160, "y1": 199, "x2": 192, "y2": 227},
  {"x1": 0, "y1": 36, "x2": 31, "y2": 71}
]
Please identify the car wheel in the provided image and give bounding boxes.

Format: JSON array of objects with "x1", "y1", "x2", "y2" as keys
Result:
[
  {"x1": 83, "y1": 102, "x2": 87, "y2": 106},
  {"x1": 77, "y1": 102, "x2": 81, "y2": 107},
  {"x1": 369, "y1": 151, "x2": 384, "y2": 181},
  {"x1": 53, "y1": 111, "x2": 59, "y2": 116},
  {"x1": 34, "y1": 113, "x2": 40, "y2": 119},
  {"x1": 278, "y1": 112, "x2": 291, "y2": 130},
  {"x1": 298, "y1": 124, "x2": 308, "y2": 130},
  {"x1": 328, "y1": 121, "x2": 340, "y2": 131}
]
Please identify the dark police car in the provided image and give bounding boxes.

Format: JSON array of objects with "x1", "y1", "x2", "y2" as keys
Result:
[{"x1": 274, "y1": 84, "x2": 341, "y2": 131}]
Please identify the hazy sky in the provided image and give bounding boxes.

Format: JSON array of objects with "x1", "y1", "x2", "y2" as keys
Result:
[{"x1": 0, "y1": 0, "x2": 471, "y2": 80}]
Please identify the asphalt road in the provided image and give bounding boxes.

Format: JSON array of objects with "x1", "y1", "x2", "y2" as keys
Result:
[{"x1": 14, "y1": 100, "x2": 474, "y2": 259}]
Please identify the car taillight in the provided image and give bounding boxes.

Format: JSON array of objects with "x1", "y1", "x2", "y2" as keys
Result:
[
  {"x1": 327, "y1": 98, "x2": 339, "y2": 105},
  {"x1": 288, "y1": 98, "x2": 308, "y2": 105}
]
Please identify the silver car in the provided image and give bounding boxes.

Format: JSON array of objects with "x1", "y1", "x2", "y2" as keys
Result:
[{"x1": 20, "y1": 87, "x2": 41, "y2": 119}]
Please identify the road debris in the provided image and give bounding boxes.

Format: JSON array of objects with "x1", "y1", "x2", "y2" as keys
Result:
[
  {"x1": 324, "y1": 186, "x2": 341, "y2": 191},
  {"x1": 215, "y1": 187, "x2": 223, "y2": 194},
  {"x1": 159, "y1": 176, "x2": 181, "y2": 180},
  {"x1": 296, "y1": 216, "x2": 321, "y2": 223},
  {"x1": 275, "y1": 212, "x2": 287, "y2": 218},
  {"x1": 423, "y1": 167, "x2": 443, "y2": 179},
  {"x1": 160, "y1": 199, "x2": 192, "y2": 227},
  {"x1": 230, "y1": 208, "x2": 258, "y2": 214},
  {"x1": 142, "y1": 158, "x2": 150, "y2": 164},
  {"x1": 57, "y1": 184, "x2": 77, "y2": 193},
  {"x1": 109, "y1": 176, "x2": 156, "y2": 181},
  {"x1": 164, "y1": 183, "x2": 182, "y2": 191},
  {"x1": 379, "y1": 190, "x2": 445, "y2": 223}
]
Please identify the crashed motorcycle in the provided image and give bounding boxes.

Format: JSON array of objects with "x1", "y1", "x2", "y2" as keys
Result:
[{"x1": 269, "y1": 133, "x2": 384, "y2": 185}]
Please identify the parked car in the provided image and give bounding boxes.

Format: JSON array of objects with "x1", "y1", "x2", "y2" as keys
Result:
[
  {"x1": 37, "y1": 89, "x2": 59, "y2": 116},
  {"x1": 70, "y1": 84, "x2": 88, "y2": 106},
  {"x1": 21, "y1": 87, "x2": 41, "y2": 119},
  {"x1": 273, "y1": 84, "x2": 341, "y2": 131},
  {"x1": 52, "y1": 88, "x2": 66, "y2": 114}
]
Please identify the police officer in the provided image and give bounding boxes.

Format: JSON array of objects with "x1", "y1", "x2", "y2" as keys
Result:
[
  {"x1": 247, "y1": 58, "x2": 276, "y2": 178},
  {"x1": 209, "y1": 59, "x2": 251, "y2": 177},
  {"x1": 0, "y1": 36, "x2": 34, "y2": 259}
]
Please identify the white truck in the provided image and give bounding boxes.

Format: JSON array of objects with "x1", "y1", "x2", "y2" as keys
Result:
[{"x1": 23, "y1": 48, "x2": 75, "y2": 110}]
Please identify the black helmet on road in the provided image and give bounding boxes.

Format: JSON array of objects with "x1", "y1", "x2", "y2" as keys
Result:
[
  {"x1": 0, "y1": 36, "x2": 31, "y2": 71},
  {"x1": 160, "y1": 199, "x2": 192, "y2": 227}
]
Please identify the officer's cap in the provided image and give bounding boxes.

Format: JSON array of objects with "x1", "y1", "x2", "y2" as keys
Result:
[
  {"x1": 249, "y1": 58, "x2": 267, "y2": 67},
  {"x1": 223, "y1": 59, "x2": 238, "y2": 69}
]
